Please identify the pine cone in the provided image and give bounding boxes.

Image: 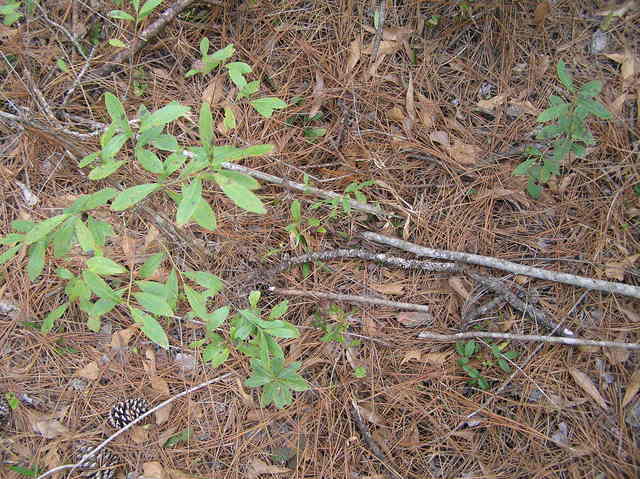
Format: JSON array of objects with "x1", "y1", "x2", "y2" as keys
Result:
[
  {"x1": 0, "y1": 395, "x2": 11, "y2": 428},
  {"x1": 76, "y1": 445, "x2": 121, "y2": 479},
  {"x1": 108, "y1": 398, "x2": 150, "y2": 429}
]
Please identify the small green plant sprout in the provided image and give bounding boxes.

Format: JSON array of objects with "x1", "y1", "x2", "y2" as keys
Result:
[
  {"x1": 309, "y1": 180, "x2": 376, "y2": 219},
  {"x1": 234, "y1": 291, "x2": 310, "y2": 408},
  {"x1": 185, "y1": 39, "x2": 288, "y2": 120},
  {"x1": 513, "y1": 60, "x2": 612, "y2": 199},
  {"x1": 455, "y1": 340, "x2": 519, "y2": 390},
  {"x1": 312, "y1": 304, "x2": 350, "y2": 343},
  {"x1": 108, "y1": 0, "x2": 164, "y2": 47},
  {"x1": 0, "y1": 0, "x2": 22, "y2": 26},
  {"x1": 285, "y1": 199, "x2": 326, "y2": 249}
]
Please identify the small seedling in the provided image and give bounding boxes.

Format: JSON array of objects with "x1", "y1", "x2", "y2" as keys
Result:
[
  {"x1": 455, "y1": 340, "x2": 519, "y2": 390},
  {"x1": 308, "y1": 180, "x2": 375, "y2": 218},
  {"x1": 513, "y1": 60, "x2": 612, "y2": 199},
  {"x1": 312, "y1": 304, "x2": 350, "y2": 343},
  {"x1": 108, "y1": 0, "x2": 164, "y2": 47},
  {"x1": 0, "y1": 0, "x2": 22, "y2": 26}
]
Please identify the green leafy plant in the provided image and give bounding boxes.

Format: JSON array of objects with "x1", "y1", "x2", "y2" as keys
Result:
[
  {"x1": 108, "y1": 0, "x2": 164, "y2": 46},
  {"x1": 312, "y1": 304, "x2": 349, "y2": 343},
  {"x1": 0, "y1": 0, "x2": 22, "y2": 25},
  {"x1": 513, "y1": 60, "x2": 612, "y2": 199},
  {"x1": 455, "y1": 340, "x2": 519, "y2": 390},
  {"x1": 308, "y1": 180, "x2": 376, "y2": 218}
]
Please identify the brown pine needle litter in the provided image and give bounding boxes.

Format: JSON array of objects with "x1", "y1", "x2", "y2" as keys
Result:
[{"x1": 1, "y1": 1, "x2": 640, "y2": 478}]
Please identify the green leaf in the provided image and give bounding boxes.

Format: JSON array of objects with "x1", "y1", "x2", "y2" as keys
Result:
[
  {"x1": 56, "y1": 58, "x2": 69, "y2": 73},
  {"x1": 139, "y1": 252, "x2": 165, "y2": 279},
  {"x1": 23, "y1": 214, "x2": 69, "y2": 245},
  {"x1": 111, "y1": 183, "x2": 161, "y2": 211},
  {"x1": 131, "y1": 308, "x2": 169, "y2": 349},
  {"x1": 497, "y1": 358, "x2": 511, "y2": 373},
  {"x1": 537, "y1": 103, "x2": 569, "y2": 123},
  {"x1": 183, "y1": 271, "x2": 224, "y2": 295},
  {"x1": 203, "y1": 343, "x2": 229, "y2": 367},
  {"x1": 269, "y1": 300, "x2": 288, "y2": 319},
  {"x1": 88, "y1": 297, "x2": 118, "y2": 319},
  {"x1": 141, "y1": 101, "x2": 190, "y2": 130},
  {"x1": 207, "y1": 306, "x2": 229, "y2": 331},
  {"x1": 248, "y1": 290, "x2": 261, "y2": 308},
  {"x1": 192, "y1": 199, "x2": 217, "y2": 231},
  {"x1": 87, "y1": 217, "x2": 113, "y2": 248},
  {"x1": 199, "y1": 37, "x2": 209, "y2": 57},
  {"x1": 304, "y1": 127, "x2": 326, "y2": 139},
  {"x1": 82, "y1": 271, "x2": 121, "y2": 302},
  {"x1": 258, "y1": 319, "x2": 299, "y2": 339},
  {"x1": 86, "y1": 315, "x2": 101, "y2": 332},
  {"x1": 526, "y1": 176, "x2": 542, "y2": 199},
  {"x1": 477, "y1": 377, "x2": 490, "y2": 390},
  {"x1": 512, "y1": 157, "x2": 536, "y2": 176},
  {"x1": 108, "y1": 9, "x2": 136, "y2": 21},
  {"x1": 65, "y1": 277, "x2": 91, "y2": 303},
  {"x1": 136, "y1": 149, "x2": 164, "y2": 174},
  {"x1": 184, "y1": 285, "x2": 208, "y2": 319},
  {"x1": 3, "y1": 247, "x2": 26, "y2": 269},
  {"x1": 213, "y1": 174, "x2": 266, "y2": 214},
  {"x1": 199, "y1": 102, "x2": 214, "y2": 148},
  {"x1": 556, "y1": 60, "x2": 575, "y2": 92},
  {"x1": 223, "y1": 107, "x2": 236, "y2": 130},
  {"x1": 552, "y1": 137, "x2": 572, "y2": 165},
  {"x1": 105, "y1": 92, "x2": 128, "y2": 126},
  {"x1": 218, "y1": 170, "x2": 261, "y2": 190},
  {"x1": 89, "y1": 160, "x2": 126, "y2": 180},
  {"x1": 250, "y1": 97, "x2": 288, "y2": 118},
  {"x1": 163, "y1": 151, "x2": 187, "y2": 177},
  {"x1": 579, "y1": 80, "x2": 603, "y2": 98},
  {"x1": 66, "y1": 188, "x2": 118, "y2": 213},
  {"x1": 176, "y1": 178, "x2": 202, "y2": 225},
  {"x1": 151, "y1": 134, "x2": 178, "y2": 151},
  {"x1": 0, "y1": 233, "x2": 23, "y2": 246},
  {"x1": 238, "y1": 80, "x2": 260, "y2": 99},
  {"x1": 27, "y1": 241, "x2": 47, "y2": 281},
  {"x1": 163, "y1": 428, "x2": 192, "y2": 448},
  {"x1": 290, "y1": 200, "x2": 301, "y2": 221},
  {"x1": 226, "y1": 62, "x2": 252, "y2": 88},
  {"x1": 464, "y1": 341, "x2": 476, "y2": 357},
  {"x1": 575, "y1": 96, "x2": 612, "y2": 120},
  {"x1": 109, "y1": 38, "x2": 127, "y2": 48},
  {"x1": 7, "y1": 465, "x2": 42, "y2": 477},
  {"x1": 536, "y1": 124, "x2": 563, "y2": 140},
  {"x1": 101, "y1": 133, "x2": 129, "y2": 160},
  {"x1": 166, "y1": 269, "x2": 178, "y2": 310},
  {"x1": 87, "y1": 256, "x2": 127, "y2": 275},
  {"x1": 56, "y1": 267, "x2": 74, "y2": 280},
  {"x1": 134, "y1": 292, "x2": 173, "y2": 316},
  {"x1": 139, "y1": 0, "x2": 163, "y2": 20},
  {"x1": 570, "y1": 142, "x2": 587, "y2": 158},
  {"x1": 11, "y1": 220, "x2": 35, "y2": 233}
]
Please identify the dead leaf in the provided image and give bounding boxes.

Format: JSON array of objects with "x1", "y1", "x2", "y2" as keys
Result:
[
  {"x1": 143, "y1": 461, "x2": 165, "y2": 479},
  {"x1": 151, "y1": 375, "x2": 170, "y2": 396},
  {"x1": 247, "y1": 458, "x2": 290, "y2": 478},
  {"x1": 236, "y1": 377, "x2": 256, "y2": 407},
  {"x1": 447, "y1": 139, "x2": 482, "y2": 166},
  {"x1": 33, "y1": 418, "x2": 69, "y2": 439},
  {"x1": 398, "y1": 422, "x2": 420, "y2": 447},
  {"x1": 111, "y1": 326, "x2": 137, "y2": 349},
  {"x1": 143, "y1": 225, "x2": 160, "y2": 252},
  {"x1": 404, "y1": 75, "x2": 416, "y2": 132},
  {"x1": 604, "y1": 254, "x2": 639, "y2": 280},
  {"x1": 388, "y1": 106, "x2": 405, "y2": 122},
  {"x1": 369, "y1": 281, "x2": 404, "y2": 295},
  {"x1": 353, "y1": 402, "x2": 387, "y2": 426},
  {"x1": 401, "y1": 350, "x2": 422, "y2": 364},
  {"x1": 76, "y1": 361, "x2": 100, "y2": 381},
  {"x1": 308, "y1": 71, "x2": 325, "y2": 117},
  {"x1": 346, "y1": 38, "x2": 361, "y2": 74},
  {"x1": 421, "y1": 351, "x2": 450, "y2": 366},
  {"x1": 508, "y1": 99, "x2": 539, "y2": 116},
  {"x1": 121, "y1": 234, "x2": 137, "y2": 270},
  {"x1": 345, "y1": 346, "x2": 367, "y2": 371},
  {"x1": 144, "y1": 348, "x2": 157, "y2": 375},
  {"x1": 533, "y1": 1, "x2": 551, "y2": 28},
  {"x1": 448, "y1": 276, "x2": 471, "y2": 300},
  {"x1": 202, "y1": 74, "x2": 226, "y2": 106},
  {"x1": 156, "y1": 402, "x2": 173, "y2": 425},
  {"x1": 604, "y1": 333, "x2": 631, "y2": 365},
  {"x1": 429, "y1": 130, "x2": 450, "y2": 147},
  {"x1": 605, "y1": 51, "x2": 639, "y2": 86},
  {"x1": 397, "y1": 311, "x2": 432, "y2": 328},
  {"x1": 568, "y1": 367, "x2": 608, "y2": 410},
  {"x1": 476, "y1": 93, "x2": 508, "y2": 113},
  {"x1": 622, "y1": 369, "x2": 640, "y2": 408},
  {"x1": 131, "y1": 426, "x2": 148, "y2": 444}
]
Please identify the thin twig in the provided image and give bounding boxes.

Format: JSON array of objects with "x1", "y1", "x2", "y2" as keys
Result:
[
  {"x1": 61, "y1": 45, "x2": 97, "y2": 107},
  {"x1": 269, "y1": 287, "x2": 431, "y2": 313},
  {"x1": 93, "y1": 0, "x2": 197, "y2": 77},
  {"x1": 418, "y1": 331, "x2": 639, "y2": 350},
  {"x1": 462, "y1": 297, "x2": 505, "y2": 328},
  {"x1": 369, "y1": 0, "x2": 387, "y2": 63},
  {"x1": 34, "y1": 2, "x2": 88, "y2": 59},
  {"x1": 35, "y1": 372, "x2": 233, "y2": 479},
  {"x1": 264, "y1": 249, "x2": 459, "y2": 278},
  {"x1": 362, "y1": 232, "x2": 640, "y2": 300},
  {"x1": 469, "y1": 273, "x2": 575, "y2": 337}
]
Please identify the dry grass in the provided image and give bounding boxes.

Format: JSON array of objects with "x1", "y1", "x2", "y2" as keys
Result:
[{"x1": 1, "y1": 0, "x2": 639, "y2": 478}]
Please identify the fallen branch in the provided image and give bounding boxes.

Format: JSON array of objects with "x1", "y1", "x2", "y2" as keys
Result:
[
  {"x1": 35, "y1": 372, "x2": 233, "y2": 479},
  {"x1": 362, "y1": 232, "x2": 640, "y2": 300},
  {"x1": 418, "y1": 331, "x2": 640, "y2": 350},
  {"x1": 469, "y1": 273, "x2": 575, "y2": 337},
  {"x1": 93, "y1": 0, "x2": 197, "y2": 77},
  {"x1": 269, "y1": 287, "x2": 431, "y2": 313}
]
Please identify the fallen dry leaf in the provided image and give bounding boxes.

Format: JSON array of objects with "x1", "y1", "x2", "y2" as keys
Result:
[
  {"x1": 388, "y1": 106, "x2": 405, "y2": 122},
  {"x1": 143, "y1": 461, "x2": 165, "y2": 479},
  {"x1": 404, "y1": 75, "x2": 416, "y2": 132},
  {"x1": 151, "y1": 375, "x2": 170, "y2": 396},
  {"x1": 448, "y1": 276, "x2": 471, "y2": 300},
  {"x1": 447, "y1": 139, "x2": 482, "y2": 166},
  {"x1": 476, "y1": 93, "x2": 508, "y2": 113},
  {"x1": 33, "y1": 418, "x2": 69, "y2": 439},
  {"x1": 353, "y1": 402, "x2": 387, "y2": 426},
  {"x1": 508, "y1": 99, "x2": 539, "y2": 116},
  {"x1": 121, "y1": 234, "x2": 137, "y2": 270},
  {"x1": 533, "y1": 0, "x2": 551, "y2": 28},
  {"x1": 604, "y1": 333, "x2": 631, "y2": 365},
  {"x1": 605, "y1": 51, "x2": 639, "y2": 86},
  {"x1": 202, "y1": 74, "x2": 226, "y2": 106},
  {"x1": 308, "y1": 71, "x2": 325, "y2": 117},
  {"x1": 421, "y1": 351, "x2": 450, "y2": 366},
  {"x1": 111, "y1": 326, "x2": 137, "y2": 349},
  {"x1": 247, "y1": 458, "x2": 290, "y2": 478},
  {"x1": 156, "y1": 402, "x2": 173, "y2": 426},
  {"x1": 569, "y1": 367, "x2": 608, "y2": 410},
  {"x1": 401, "y1": 350, "x2": 422, "y2": 364},
  {"x1": 622, "y1": 369, "x2": 640, "y2": 408},
  {"x1": 346, "y1": 37, "x2": 361, "y2": 74},
  {"x1": 76, "y1": 361, "x2": 100, "y2": 381},
  {"x1": 397, "y1": 311, "x2": 432, "y2": 328},
  {"x1": 429, "y1": 130, "x2": 450, "y2": 147},
  {"x1": 370, "y1": 281, "x2": 404, "y2": 295},
  {"x1": 604, "y1": 254, "x2": 639, "y2": 281},
  {"x1": 131, "y1": 426, "x2": 149, "y2": 444}
]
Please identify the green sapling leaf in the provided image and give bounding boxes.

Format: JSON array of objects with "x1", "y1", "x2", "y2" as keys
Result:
[
  {"x1": 111, "y1": 183, "x2": 161, "y2": 211},
  {"x1": 250, "y1": 97, "x2": 288, "y2": 118},
  {"x1": 176, "y1": 178, "x2": 202, "y2": 225},
  {"x1": 138, "y1": 0, "x2": 163, "y2": 20},
  {"x1": 108, "y1": 10, "x2": 135, "y2": 21},
  {"x1": 131, "y1": 308, "x2": 169, "y2": 349},
  {"x1": 556, "y1": 60, "x2": 575, "y2": 92}
]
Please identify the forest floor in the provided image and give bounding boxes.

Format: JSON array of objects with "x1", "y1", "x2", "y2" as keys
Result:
[{"x1": 1, "y1": 0, "x2": 640, "y2": 478}]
